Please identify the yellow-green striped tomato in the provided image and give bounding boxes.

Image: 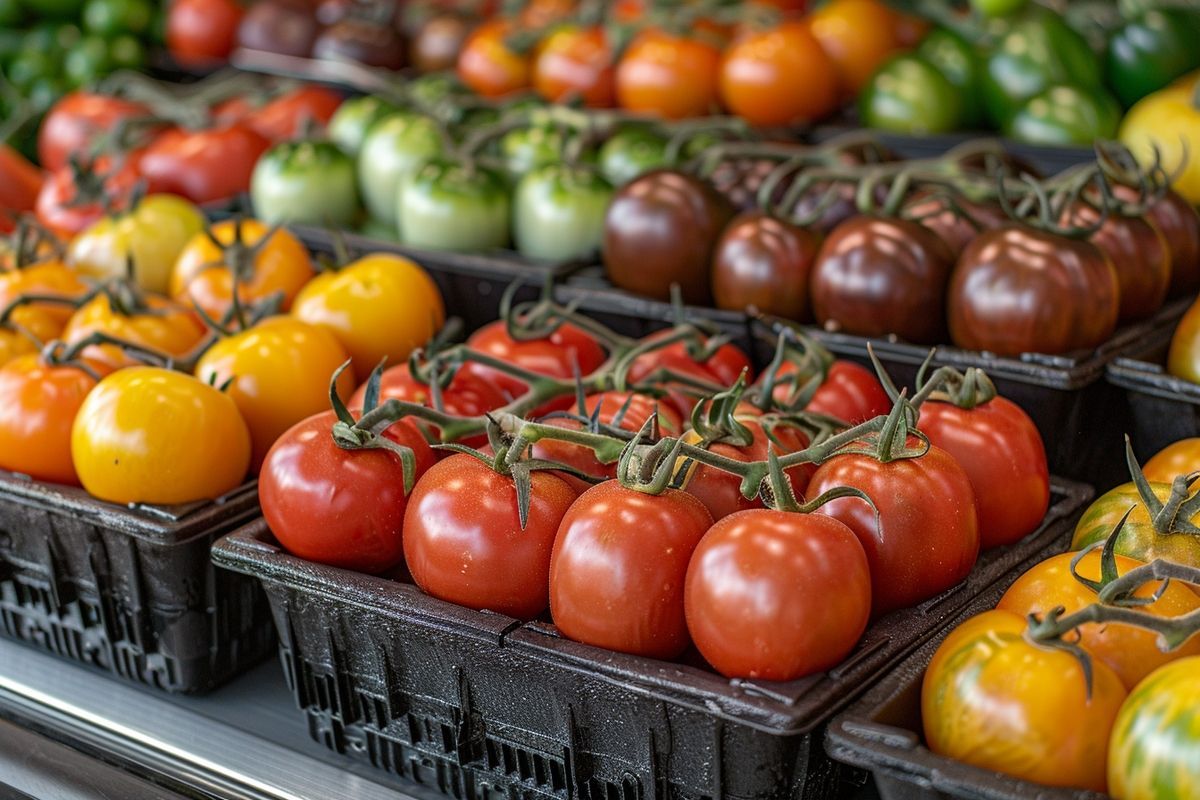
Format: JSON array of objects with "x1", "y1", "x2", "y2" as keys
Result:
[{"x1": 1109, "y1": 656, "x2": 1200, "y2": 800}]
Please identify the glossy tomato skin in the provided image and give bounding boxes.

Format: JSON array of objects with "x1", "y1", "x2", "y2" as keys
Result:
[
  {"x1": 809, "y1": 0, "x2": 906, "y2": 94},
  {"x1": 350, "y1": 362, "x2": 507, "y2": 419},
  {"x1": 71, "y1": 367, "x2": 252, "y2": 505},
  {"x1": 533, "y1": 26, "x2": 614, "y2": 108},
  {"x1": 628, "y1": 335, "x2": 753, "y2": 417},
  {"x1": 259, "y1": 409, "x2": 435, "y2": 573},
  {"x1": 139, "y1": 124, "x2": 271, "y2": 206},
  {"x1": 718, "y1": 21, "x2": 838, "y2": 126},
  {"x1": 1167, "y1": 296, "x2": 1200, "y2": 384},
  {"x1": 171, "y1": 219, "x2": 314, "y2": 321},
  {"x1": 711, "y1": 210, "x2": 819, "y2": 320},
  {"x1": 0, "y1": 260, "x2": 90, "y2": 331},
  {"x1": 36, "y1": 157, "x2": 148, "y2": 240},
  {"x1": 811, "y1": 216, "x2": 956, "y2": 344},
  {"x1": 922, "y1": 609, "x2": 1126, "y2": 793},
  {"x1": 38, "y1": 92, "x2": 150, "y2": 173},
  {"x1": 999, "y1": 551, "x2": 1200, "y2": 690},
  {"x1": 806, "y1": 361, "x2": 891, "y2": 423},
  {"x1": 948, "y1": 225, "x2": 1119, "y2": 356},
  {"x1": 167, "y1": 0, "x2": 244, "y2": 66},
  {"x1": 196, "y1": 317, "x2": 357, "y2": 472},
  {"x1": 685, "y1": 508, "x2": 871, "y2": 679},
  {"x1": 63, "y1": 292, "x2": 206, "y2": 370},
  {"x1": 1108, "y1": 657, "x2": 1200, "y2": 800},
  {"x1": 604, "y1": 170, "x2": 733, "y2": 305},
  {"x1": 809, "y1": 443, "x2": 979, "y2": 615},
  {"x1": 616, "y1": 30, "x2": 721, "y2": 119},
  {"x1": 1149, "y1": 189, "x2": 1200, "y2": 297},
  {"x1": 1069, "y1": 203, "x2": 1170, "y2": 324},
  {"x1": 1072, "y1": 481, "x2": 1200, "y2": 567},
  {"x1": 0, "y1": 308, "x2": 59, "y2": 366},
  {"x1": 918, "y1": 396, "x2": 1049, "y2": 549},
  {"x1": 906, "y1": 191, "x2": 1007, "y2": 257},
  {"x1": 0, "y1": 355, "x2": 104, "y2": 485},
  {"x1": 550, "y1": 481, "x2": 712, "y2": 659},
  {"x1": 457, "y1": 20, "x2": 530, "y2": 98},
  {"x1": 1143, "y1": 437, "x2": 1200, "y2": 482},
  {"x1": 404, "y1": 454, "x2": 578, "y2": 620},
  {"x1": 464, "y1": 320, "x2": 607, "y2": 401},
  {"x1": 245, "y1": 86, "x2": 343, "y2": 142},
  {"x1": 0, "y1": 146, "x2": 43, "y2": 228}
]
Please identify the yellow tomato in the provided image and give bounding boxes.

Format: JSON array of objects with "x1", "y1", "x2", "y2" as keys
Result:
[
  {"x1": 69, "y1": 194, "x2": 205, "y2": 294},
  {"x1": 291, "y1": 253, "x2": 444, "y2": 383},
  {"x1": 171, "y1": 219, "x2": 314, "y2": 322},
  {"x1": 1109, "y1": 657, "x2": 1200, "y2": 800},
  {"x1": 1120, "y1": 73, "x2": 1200, "y2": 205},
  {"x1": 0, "y1": 306, "x2": 63, "y2": 365},
  {"x1": 195, "y1": 317, "x2": 356, "y2": 471},
  {"x1": 71, "y1": 366, "x2": 251, "y2": 505},
  {"x1": 923, "y1": 609, "x2": 1127, "y2": 792},
  {"x1": 1143, "y1": 437, "x2": 1200, "y2": 483},
  {"x1": 0, "y1": 259, "x2": 90, "y2": 329},
  {"x1": 63, "y1": 292, "x2": 206, "y2": 370}
]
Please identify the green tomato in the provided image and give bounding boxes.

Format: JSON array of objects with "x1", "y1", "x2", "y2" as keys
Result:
[
  {"x1": 108, "y1": 34, "x2": 146, "y2": 70},
  {"x1": 19, "y1": 0, "x2": 84, "y2": 20},
  {"x1": 8, "y1": 49, "x2": 57, "y2": 91},
  {"x1": 1105, "y1": 8, "x2": 1200, "y2": 108},
  {"x1": 64, "y1": 35, "x2": 112, "y2": 88},
  {"x1": 83, "y1": 0, "x2": 152, "y2": 36},
  {"x1": 514, "y1": 164, "x2": 613, "y2": 262},
  {"x1": 598, "y1": 127, "x2": 670, "y2": 188},
  {"x1": 252, "y1": 140, "x2": 361, "y2": 227},
  {"x1": 406, "y1": 72, "x2": 463, "y2": 109},
  {"x1": 357, "y1": 112, "x2": 444, "y2": 225},
  {"x1": 981, "y1": 6, "x2": 1102, "y2": 126},
  {"x1": 860, "y1": 54, "x2": 965, "y2": 134},
  {"x1": 329, "y1": 95, "x2": 402, "y2": 157},
  {"x1": 1005, "y1": 84, "x2": 1121, "y2": 146},
  {"x1": 398, "y1": 159, "x2": 510, "y2": 252},
  {"x1": 970, "y1": 0, "x2": 1025, "y2": 17},
  {"x1": 917, "y1": 28, "x2": 983, "y2": 126},
  {"x1": 499, "y1": 125, "x2": 570, "y2": 179}
]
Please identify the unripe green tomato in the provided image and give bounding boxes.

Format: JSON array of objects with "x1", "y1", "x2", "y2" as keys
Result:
[
  {"x1": 860, "y1": 54, "x2": 965, "y2": 134},
  {"x1": 398, "y1": 158, "x2": 510, "y2": 252},
  {"x1": 514, "y1": 163, "x2": 613, "y2": 262},
  {"x1": 252, "y1": 140, "x2": 360, "y2": 226},
  {"x1": 598, "y1": 127, "x2": 670, "y2": 188},
  {"x1": 357, "y1": 113, "x2": 443, "y2": 225},
  {"x1": 328, "y1": 95, "x2": 401, "y2": 157}
]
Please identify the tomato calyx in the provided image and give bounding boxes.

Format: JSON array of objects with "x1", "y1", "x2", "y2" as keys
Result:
[
  {"x1": 748, "y1": 324, "x2": 836, "y2": 413},
  {"x1": 1, "y1": 220, "x2": 66, "y2": 272},
  {"x1": 1121, "y1": 434, "x2": 1200, "y2": 537},
  {"x1": 328, "y1": 359, "x2": 423, "y2": 494}
]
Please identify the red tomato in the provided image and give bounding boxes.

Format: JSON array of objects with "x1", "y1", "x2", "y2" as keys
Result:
[
  {"x1": 615, "y1": 30, "x2": 722, "y2": 119},
  {"x1": 533, "y1": 26, "x2": 615, "y2": 108},
  {"x1": 549, "y1": 480, "x2": 713, "y2": 658},
  {"x1": 245, "y1": 86, "x2": 344, "y2": 142},
  {"x1": 139, "y1": 124, "x2": 271, "y2": 205},
  {"x1": 403, "y1": 453, "x2": 578, "y2": 619},
  {"x1": 685, "y1": 508, "x2": 871, "y2": 679},
  {"x1": 918, "y1": 395, "x2": 1049, "y2": 550},
  {"x1": 0, "y1": 146, "x2": 44, "y2": 230},
  {"x1": 167, "y1": 0, "x2": 245, "y2": 67},
  {"x1": 767, "y1": 359, "x2": 891, "y2": 423},
  {"x1": 464, "y1": 320, "x2": 607, "y2": 401},
  {"x1": 457, "y1": 20, "x2": 531, "y2": 98},
  {"x1": 678, "y1": 417, "x2": 813, "y2": 521},
  {"x1": 35, "y1": 158, "x2": 142, "y2": 240},
  {"x1": 809, "y1": 441, "x2": 979, "y2": 615},
  {"x1": 38, "y1": 93, "x2": 151, "y2": 174},
  {"x1": 628, "y1": 334, "x2": 753, "y2": 416},
  {"x1": 258, "y1": 409, "x2": 437, "y2": 573}
]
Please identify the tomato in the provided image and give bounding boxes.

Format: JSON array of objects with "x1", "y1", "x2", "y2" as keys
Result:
[
  {"x1": 0, "y1": 146, "x2": 45, "y2": 226},
  {"x1": 677, "y1": 417, "x2": 813, "y2": 521},
  {"x1": 533, "y1": 26, "x2": 614, "y2": 108},
  {"x1": 35, "y1": 156, "x2": 141, "y2": 240},
  {"x1": 615, "y1": 30, "x2": 721, "y2": 120},
  {"x1": 0, "y1": 259, "x2": 90, "y2": 330},
  {"x1": 1006, "y1": 85, "x2": 1121, "y2": 147},
  {"x1": 922, "y1": 609, "x2": 1127, "y2": 792},
  {"x1": 513, "y1": 163, "x2": 613, "y2": 262},
  {"x1": 63, "y1": 291, "x2": 206, "y2": 370},
  {"x1": 328, "y1": 95, "x2": 401, "y2": 158},
  {"x1": 597, "y1": 126, "x2": 669, "y2": 189},
  {"x1": 38, "y1": 92, "x2": 150, "y2": 173},
  {"x1": 1072, "y1": 480, "x2": 1200, "y2": 567},
  {"x1": 777, "y1": 360, "x2": 891, "y2": 423},
  {"x1": 1066, "y1": 202, "x2": 1170, "y2": 324},
  {"x1": 719, "y1": 21, "x2": 838, "y2": 126},
  {"x1": 711, "y1": 210, "x2": 820, "y2": 320},
  {"x1": 860, "y1": 54, "x2": 966, "y2": 134},
  {"x1": 171, "y1": 219, "x2": 314, "y2": 321},
  {"x1": 628, "y1": 334, "x2": 753, "y2": 417},
  {"x1": 196, "y1": 317, "x2": 356, "y2": 471},
  {"x1": 292, "y1": 253, "x2": 444, "y2": 384},
  {"x1": 244, "y1": 85, "x2": 343, "y2": 142},
  {"x1": 685, "y1": 508, "x2": 871, "y2": 679},
  {"x1": 917, "y1": 394, "x2": 1048, "y2": 549},
  {"x1": 398, "y1": 158, "x2": 511, "y2": 252},
  {"x1": 1143, "y1": 438, "x2": 1200, "y2": 483},
  {"x1": 998, "y1": 550, "x2": 1200, "y2": 690},
  {"x1": 71, "y1": 366, "x2": 251, "y2": 504},
  {"x1": 0, "y1": 354, "x2": 105, "y2": 485},
  {"x1": 358, "y1": 113, "x2": 445, "y2": 226},
  {"x1": 0, "y1": 307, "x2": 61, "y2": 364},
  {"x1": 403, "y1": 454, "x2": 578, "y2": 620},
  {"x1": 1108, "y1": 657, "x2": 1200, "y2": 800},
  {"x1": 457, "y1": 20, "x2": 530, "y2": 99},
  {"x1": 139, "y1": 123, "x2": 270, "y2": 206},
  {"x1": 1167, "y1": 296, "x2": 1200, "y2": 384},
  {"x1": 464, "y1": 319, "x2": 607, "y2": 401},
  {"x1": 68, "y1": 194, "x2": 205, "y2": 295},
  {"x1": 259, "y1": 409, "x2": 435, "y2": 573},
  {"x1": 809, "y1": 440, "x2": 979, "y2": 615},
  {"x1": 549, "y1": 481, "x2": 712, "y2": 658},
  {"x1": 809, "y1": 0, "x2": 906, "y2": 95},
  {"x1": 166, "y1": 0, "x2": 243, "y2": 67},
  {"x1": 251, "y1": 140, "x2": 359, "y2": 227}
]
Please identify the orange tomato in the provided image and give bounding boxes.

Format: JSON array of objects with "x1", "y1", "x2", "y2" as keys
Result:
[
  {"x1": 719, "y1": 21, "x2": 840, "y2": 126},
  {"x1": 998, "y1": 551, "x2": 1200, "y2": 689},
  {"x1": 170, "y1": 219, "x2": 314, "y2": 322},
  {"x1": 519, "y1": 0, "x2": 574, "y2": 28},
  {"x1": 0, "y1": 259, "x2": 90, "y2": 329},
  {"x1": 615, "y1": 30, "x2": 722, "y2": 119},
  {"x1": 1143, "y1": 437, "x2": 1200, "y2": 483},
  {"x1": 809, "y1": 0, "x2": 906, "y2": 94},
  {"x1": 457, "y1": 20, "x2": 531, "y2": 99},
  {"x1": 63, "y1": 292, "x2": 206, "y2": 370},
  {"x1": 0, "y1": 306, "x2": 64, "y2": 365},
  {"x1": 533, "y1": 26, "x2": 615, "y2": 108}
]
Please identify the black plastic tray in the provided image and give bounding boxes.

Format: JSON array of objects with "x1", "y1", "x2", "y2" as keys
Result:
[
  {"x1": 211, "y1": 478, "x2": 1091, "y2": 800},
  {"x1": 1106, "y1": 337, "x2": 1200, "y2": 466},
  {"x1": 0, "y1": 472, "x2": 274, "y2": 693}
]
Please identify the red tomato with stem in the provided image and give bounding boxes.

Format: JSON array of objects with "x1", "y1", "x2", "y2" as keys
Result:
[
  {"x1": 36, "y1": 158, "x2": 144, "y2": 240},
  {"x1": 628, "y1": 334, "x2": 753, "y2": 417},
  {"x1": 403, "y1": 454, "x2": 578, "y2": 620},
  {"x1": 615, "y1": 30, "x2": 722, "y2": 120},
  {"x1": 533, "y1": 26, "x2": 615, "y2": 108},
  {"x1": 167, "y1": 0, "x2": 245, "y2": 67},
  {"x1": 767, "y1": 359, "x2": 891, "y2": 422},
  {"x1": 549, "y1": 480, "x2": 713, "y2": 658},
  {"x1": 244, "y1": 86, "x2": 344, "y2": 142},
  {"x1": 139, "y1": 123, "x2": 271, "y2": 206},
  {"x1": 809, "y1": 439, "x2": 979, "y2": 615},
  {"x1": 685, "y1": 507, "x2": 871, "y2": 679},
  {"x1": 457, "y1": 20, "x2": 531, "y2": 98},
  {"x1": 38, "y1": 93, "x2": 151, "y2": 174},
  {"x1": 259, "y1": 409, "x2": 437, "y2": 573},
  {"x1": 464, "y1": 320, "x2": 607, "y2": 401},
  {"x1": 0, "y1": 146, "x2": 45, "y2": 229}
]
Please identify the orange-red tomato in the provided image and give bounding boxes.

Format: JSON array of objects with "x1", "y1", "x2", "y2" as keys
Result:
[
  {"x1": 457, "y1": 20, "x2": 531, "y2": 98},
  {"x1": 719, "y1": 21, "x2": 840, "y2": 126},
  {"x1": 615, "y1": 30, "x2": 722, "y2": 119},
  {"x1": 809, "y1": 0, "x2": 906, "y2": 94},
  {"x1": 533, "y1": 26, "x2": 615, "y2": 108}
]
